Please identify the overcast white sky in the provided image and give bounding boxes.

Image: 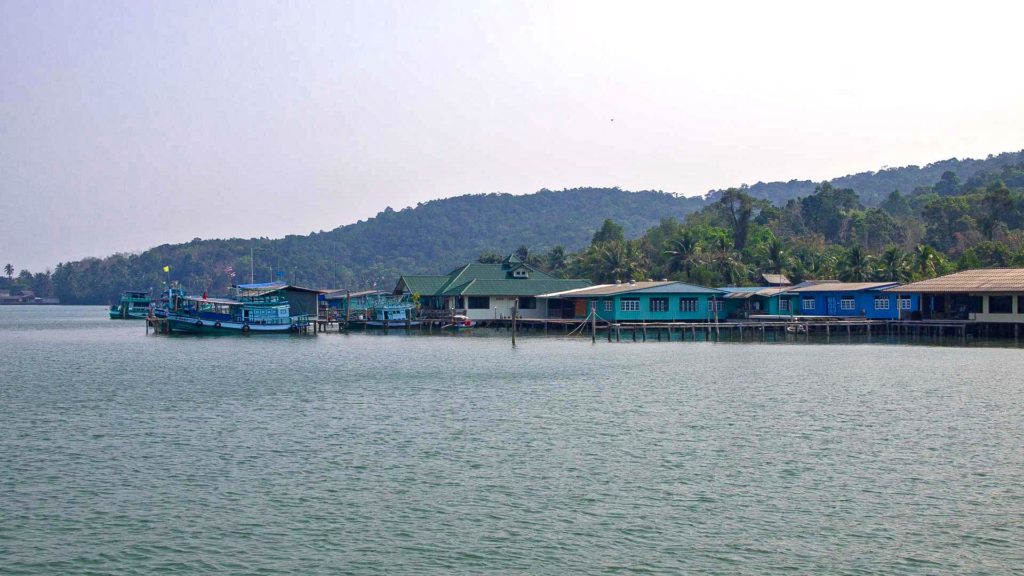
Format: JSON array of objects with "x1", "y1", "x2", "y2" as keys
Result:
[{"x1": 2, "y1": 0, "x2": 1023, "y2": 271}]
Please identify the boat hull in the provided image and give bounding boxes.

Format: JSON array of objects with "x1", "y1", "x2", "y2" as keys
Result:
[
  {"x1": 166, "y1": 315, "x2": 306, "y2": 334},
  {"x1": 109, "y1": 309, "x2": 149, "y2": 320},
  {"x1": 364, "y1": 321, "x2": 421, "y2": 328}
]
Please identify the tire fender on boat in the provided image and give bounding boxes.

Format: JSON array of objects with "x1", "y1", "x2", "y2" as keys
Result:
[
  {"x1": 214, "y1": 322, "x2": 222, "y2": 329},
  {"x1": 195, "y1": 320, "x2": 204, "y2": 327},
  {"x1": 242, "y1": 324, "x2": 250, "y2": 333},
  {"x1": 290, "y1": 324, "x2": 298, "y2": 331}
]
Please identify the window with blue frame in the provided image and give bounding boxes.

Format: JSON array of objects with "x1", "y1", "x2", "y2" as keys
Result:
[
  {"x1": 802, "y1": 298, "x2": 815, "y2": 310},
  {"x1": 779, "y1": 299, "x2": 791, "y2": 312},
  {"x1": 603, "y1": 299, "x2": 613, "y2": 312},
  {"x1": 620, "y1": 298, "x2": 640, "y2": 311}
]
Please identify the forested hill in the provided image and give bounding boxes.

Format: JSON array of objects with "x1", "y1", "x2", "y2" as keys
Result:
[
  {"x1": 707, "y1": 150, "x2": 1024, "y2": 206},
  {"x1": 49, "y1": 188, "x2": 704, "y2": 304}
]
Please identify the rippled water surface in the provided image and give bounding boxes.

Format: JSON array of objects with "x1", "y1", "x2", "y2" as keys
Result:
[{"x1": 2, "y1": 306, "x2": 1023, "y2": 574}]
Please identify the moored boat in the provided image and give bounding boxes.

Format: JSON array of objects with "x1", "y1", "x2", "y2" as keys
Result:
[
  {"x1": 444, "y1": 314, "x2": 476, "y2": 329},
  {"x1": 365, "y1": 295, "x2": 420, "y2": 328},
  {"x1": 162, "y1": 288, "x2": 310, "y2": 334},
  {"x1": 109, "y1": 291, "x2": 152, "y2": 319}
]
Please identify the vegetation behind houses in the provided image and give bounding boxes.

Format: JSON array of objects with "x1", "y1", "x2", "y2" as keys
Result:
[{"x1": 11, "y1": 150, "x2": 1024, "y2": 304}]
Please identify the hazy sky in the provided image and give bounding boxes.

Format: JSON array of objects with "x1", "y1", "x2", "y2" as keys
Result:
[{"x1": 2, "y1": 0, "x2": 1023, "y2": 271}]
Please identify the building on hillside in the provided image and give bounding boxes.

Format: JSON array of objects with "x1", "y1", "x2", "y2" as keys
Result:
[
  {"x1": 393, "y1": 255, "x2": 591, "y2": 321},
  {"x1": 887, "y1": 268, "x2": 1024, "y2": 322},
  {"x1": 538, "y1": 281, "x2": 728, "y2": 322},
  {"x1": 785, "y1": 281, "x2": 916, "y2": 319},
  {"x1": 234, "y1": 282, "x2": 327, "y2": 318}
]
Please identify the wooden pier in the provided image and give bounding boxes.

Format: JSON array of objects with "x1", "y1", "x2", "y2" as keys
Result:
[{"x1": 158, "y1": 311, "x2": 1023, "y2": 345}]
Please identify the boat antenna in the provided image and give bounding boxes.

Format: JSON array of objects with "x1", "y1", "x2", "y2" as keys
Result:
[{"x1": 250, "y1": 245, "x2": 255, "y2": 284}]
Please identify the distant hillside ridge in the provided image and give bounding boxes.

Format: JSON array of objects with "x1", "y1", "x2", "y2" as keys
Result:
[
  {"x1": 50, "y1": 187, "x2": 705, "y2": 304},
  {"x1": 706, "y1": 149, "x2": 1024, "y2": 206}
]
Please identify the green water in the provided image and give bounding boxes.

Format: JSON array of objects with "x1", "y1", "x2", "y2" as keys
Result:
[{"x1": 1, "y1": 306, "x2": 1022, "y2": 574}]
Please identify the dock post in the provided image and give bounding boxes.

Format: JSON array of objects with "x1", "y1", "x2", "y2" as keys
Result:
[
  {"x1": 642, "y1": 323, "x2": 647, "y2": 342},
  {"x1": 511, "y1": 298, "x2": 518, "y2": 347},
  {"x1": 343, "y1": 291, "x2": 351, "y2": 333},
  {"x1": 591, "y1": 303, "x2": 596, "y2": 343}
]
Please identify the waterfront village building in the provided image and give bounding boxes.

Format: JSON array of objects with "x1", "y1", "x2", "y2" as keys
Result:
[
  {"x1": 538, "y1": 281, "x2": 729, "y2": 322},
  {"x1": 393, "y1": 255, "x2": 591, "y2": 321},
  {"x1": 320, "y1": 289, "x2": 389, "y2": 319},
  {"x1": 889, "y1": 268, "x2": 1024, "y2": 323},
  {"x1": 719, "y1": 286, "x2": 799, "y2": 318},
  {"x1": 235, "y1": 282, "x2": 326, "y2": 318},
  {"x1": 785, "y1": 281, "x2": 918, "y2": 320},
  {"x1": 719, "y1": 273, "x2": 798, "y2": 318}
]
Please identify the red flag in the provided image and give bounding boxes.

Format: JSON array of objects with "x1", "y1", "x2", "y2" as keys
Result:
[{"x1": 202, "y1": 291, "x2": 207, "y2": 300}]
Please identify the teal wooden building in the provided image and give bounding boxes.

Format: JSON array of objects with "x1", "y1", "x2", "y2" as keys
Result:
[
  {"x1": 538, "y1": 281, "x2": 728, "y2": 322},
  {"x1": 719, "y1": 286, "x2": 799, "y2": 318}
]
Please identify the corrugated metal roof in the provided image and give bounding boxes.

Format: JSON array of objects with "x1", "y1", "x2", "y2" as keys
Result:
[
  {"x1": 323, "y1": 289, "x2": 388, "y2": 300},
  {"x1": 786, "y1": 282, "x2": 898, "y2": 293},
  {"x1": 760, "y1": 273, "x2": 791, "y2": 285},
  {"x1": 184, "y1": 296, "x2": 241, "y2": 305},
  {"x1": 539, "y1": 281, "x2": 722, "y2": 298},
  {"x1": 885, "y1": 268, "x2": 1024, "y2": 293},
  {"x1": 720, "y1": 286, "x2": 791, "y2": 298}
]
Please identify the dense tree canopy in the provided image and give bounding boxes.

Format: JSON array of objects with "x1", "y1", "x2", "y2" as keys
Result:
[{"x1": 18, "y1": 154, "x2": 1024, "y2": 304}]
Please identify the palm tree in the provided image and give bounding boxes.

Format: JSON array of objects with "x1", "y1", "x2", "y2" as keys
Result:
[
  {"x1": 912, "y1": 244, "x2": 939, "y2": 280},
  {"x1": 600, "y1": 241, "x2": 646, "y2": 283},
  {"x1": 3, "y1": 264, "x2": 12, "y2": 280},
  {"x1": 878, "y1": 246, "x2": 911, "y2": 282},
  {"x1": 838, "y1": 246, "x2": 875, "y2": 282},
  {"x1": 545, "y1": 246, "x2": 571, "y2": 276},
  {"x1": 663, "y1": 232, "x2": 702, "y2": 279},
  {"x1": 763, "y1": 237, "x2": 789, "y2": 275}
]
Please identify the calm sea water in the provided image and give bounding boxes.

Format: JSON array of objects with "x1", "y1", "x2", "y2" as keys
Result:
[{"x1": 1, "y1": 306, "x2": 1022, "y2": 575}]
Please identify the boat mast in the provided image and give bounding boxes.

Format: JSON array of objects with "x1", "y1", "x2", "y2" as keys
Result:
[{"x1": 250, "y1": 246, "x2": 255, "y2": 284}]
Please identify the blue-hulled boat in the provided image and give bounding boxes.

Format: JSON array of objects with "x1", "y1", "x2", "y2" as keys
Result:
[{"x1": 161, "y1": 287, "x2": 309, "y2": 334}]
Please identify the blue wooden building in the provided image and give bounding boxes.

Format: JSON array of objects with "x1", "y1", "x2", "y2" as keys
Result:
[
  {"x1": 539, "y1": 281, "x2": 728, "y2": 322},
  {"x1": 785, "y1": 281, "x2": 918, "y2": 319}
]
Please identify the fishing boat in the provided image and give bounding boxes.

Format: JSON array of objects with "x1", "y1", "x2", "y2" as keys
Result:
[
  {"x1": 444, "y1": 314, "x2": 476, "y2": 329},
  {"x1": 161, "y1": 288, "x2": 310, "y2": 334},
  {"x1": 109, "y1": 291, "x2": 152, "y2": 319},
  {"x1": 365, "y1": 295, "x2": 420, "y2": 328}
]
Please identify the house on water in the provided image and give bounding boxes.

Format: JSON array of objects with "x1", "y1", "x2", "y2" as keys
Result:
[
  {"x1": 321, "y1": 289, "x2": 390, "y2": 319},
  {"x1": 393, "y1": 255, "x2": 591, "y2": 321},
  {"x1": 234, "y1": 282, "x2": 327, "y2": 318},
  {"x1": 888, "y1": 268, "x2": 1024, "y2": 323},
  {"x1": 538, "y1": 281, "x2": 728, "y2": 322},
  {"x1": 785, "y1": 281, "x2": 916, "y2": 319},
  {"x1": 719, "y1": 273, "x2": 798, "y2": 318}
]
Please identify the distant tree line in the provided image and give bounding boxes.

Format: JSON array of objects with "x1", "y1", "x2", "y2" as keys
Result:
[
  {"x1": 490, "y1": 161, "x2": 1024, "y2": 288},
  {"x1": 18, "y1": 155, "x2": 1024, "y2": 304}
]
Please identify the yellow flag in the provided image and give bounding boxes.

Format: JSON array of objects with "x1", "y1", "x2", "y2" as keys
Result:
[{"x1": 163, "y1": 265, "x2": 170, "y2": 272}]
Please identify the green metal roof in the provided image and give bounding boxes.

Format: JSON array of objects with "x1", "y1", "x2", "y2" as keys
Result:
[
  {"x1": 398, "y1": 260, "x2": 590, "y2": 297},
  {"x1": 397, "y1": 275, "x2": 449, "y2": 295},
  {"x1": 442, "y1": 278, "x2": 590, "y2": 296}
]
